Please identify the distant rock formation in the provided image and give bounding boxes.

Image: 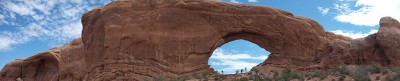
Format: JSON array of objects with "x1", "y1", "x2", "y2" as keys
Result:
[{"x1": 1, "y1": 0, "x2": 399, "y2": 81}]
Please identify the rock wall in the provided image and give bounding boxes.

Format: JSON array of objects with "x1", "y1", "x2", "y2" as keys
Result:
[{"x1": 1, "y1": 0, "x2": 400, "y2": 81}]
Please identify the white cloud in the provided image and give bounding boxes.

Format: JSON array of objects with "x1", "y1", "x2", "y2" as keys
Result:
[
  {"x1": 318, "y1": 7, "x2": 330, "y2": 15},
  {"x1": 331, "y1": 29, "x2": 378, "y2": 39},
  {"x1": 0, "y1": 0, "x2": 112, "y2": 51},
  {"x1": 23, "y1": 0, "x2": 55, "y2": 15},
  {"x1": 332, "y1": 0, "x2": 400, "y2": 26},
  {"x1": 211, "y1": 49, "x2": 268, "y2": 60},
  {"x1": 0, "y1": 31, "x2": 31, "y2": 51},
  {"x1": 210, "y1": 48, "x2": 268, "y2": 74},
  {"x1": 0, "y1": 37, "x2": 13, "y2": 51},
  {"x1": 0, "y1": 14, "x2": 4, "y2": 19},
  {"x1": 62, "y1": 7, "x2": 81, "y2": 18},
  {"x1": 248, "y1": 0, "x2": 258, "y2": 2},
  {"x1": 3, "y1": 1, "x2": 35, "y2": 16},
  {"x1": 0, "y1": 14, "x2": 7, "y2": 25},
  {"x1": 32, "y1": 15, "x2": 44, "y2": 20},
  {"x1": 72, "y1": 0, "x2": 83, "y2": 4},
  {"x1": 230, "y1": 0, "x2": 239, "y2": 3},
  {"x1": 21, "y1": 23, "x2": 44, "y2": 37},
  {"x1": 60, "y1": 21, "x2": 82, "y2": 38}
]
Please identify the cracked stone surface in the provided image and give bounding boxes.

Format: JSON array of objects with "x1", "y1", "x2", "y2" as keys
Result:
[{"x1": 1, "y1": 0, "x2": 400, "y2": 81}]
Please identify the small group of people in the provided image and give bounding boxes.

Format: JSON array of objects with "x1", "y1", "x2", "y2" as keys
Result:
[
  {"x1": 235, "y1": 67, "x2": 248, "y2": 74},
  {"x1": 216, "y1": 67, "x2": 249, "y2": 75}
]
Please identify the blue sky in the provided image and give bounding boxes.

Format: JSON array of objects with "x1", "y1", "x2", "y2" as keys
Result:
[
  {"x1": 1, "y1": 0, "x2": 399, "y2": 74},
  {"x1": 209, "y1": 40, "x2": 269, "y2": 74}
]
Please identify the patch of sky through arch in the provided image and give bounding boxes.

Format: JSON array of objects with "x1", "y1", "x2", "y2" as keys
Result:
[{"x1": 208, "y1": 39, "x2": 269, "y2": 74}]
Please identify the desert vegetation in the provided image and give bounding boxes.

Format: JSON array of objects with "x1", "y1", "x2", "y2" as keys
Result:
[{"x1": 145, "y1": 63, "x2": 400, "y2": 81}]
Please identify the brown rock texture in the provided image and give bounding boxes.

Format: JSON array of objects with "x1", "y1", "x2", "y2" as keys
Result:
[
  {"x1": 1, "y1": 0, "x2": 400, "y2": 81},
  {"x1": 376, "y1": 17, "x2": 400, "y2": 66}
]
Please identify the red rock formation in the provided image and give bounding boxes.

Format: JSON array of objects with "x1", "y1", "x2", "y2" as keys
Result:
[
  {"x1": 1, "y1": 0, "x2": 400, "y2": 81},
  {"x1": 376, "y1": 17, "x2": 400, "y2": 66},
  {"x1": 0, "y1": 47, "x2": 63, "y2": 81}
]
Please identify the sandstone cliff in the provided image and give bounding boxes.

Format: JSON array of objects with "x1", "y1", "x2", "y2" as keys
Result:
[{"x1": 1, "y1": 0, "x2": 400, "y2": 81}]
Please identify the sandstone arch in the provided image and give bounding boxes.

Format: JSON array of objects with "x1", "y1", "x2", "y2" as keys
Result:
[
  {"x1": 79, "y1": 0, "x2": 333, "y2": 80},
  {"x1": 2, "y1": 0, "x2": 400, "y2": 81}
]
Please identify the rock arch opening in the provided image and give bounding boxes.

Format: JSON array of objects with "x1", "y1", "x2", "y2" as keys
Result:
[{"x1": 208, "y1": 39, "x2": 269, "y2": 74}]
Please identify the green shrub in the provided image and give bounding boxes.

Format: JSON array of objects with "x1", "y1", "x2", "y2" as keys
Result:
[
  {"x1": 386, "y1": 67, "x2": 400, "y2": 81},
  {"x1": 385, "y1": 76, "x2": 395, "y2": 81},
  {"x1": 143, "y1": 76, "x2": 149, "y2": 81},
  {"x1": 310, "y1": 70, "x2": 329, "y2": 80},
  {"x1": 331, "y1": 65, "x2": 351, "y2": 76},
  {"x1": 275, "y1": 68, "x2": 304, "y2": 81},
  {"x1": 213, "y1": 74, "x2": 221, "y2": 81},
  {"x1": 182, "y1": 76, "x2": 189, "y2": 81},
  {"x1": 253, "y1": 74, "x2": 272, "y2": 81},
  {"x1": 264, "y1": 77, "x2": 273, "y2": 81},
  {"x1": 331, "y1": 65, "x2": 350, "y2": 81},
  {"x1": 202, "y1": 71, "x2": 209, "y2": 80},
  {"x1": 393, "y1": 67, "x2": 400, "y2": 77},
  {"x1": 232, "y1": 77, "x2": 249, "y2": 81},
  {"x1": 169, "y1": 77, "x2": 179, "y2": 81},
  {"x1": 239, "y1": 77, "x2": 249, "y2": 81},
  {"x1": 350, "y1": 67, "x2": 370, "y2": 81},
  {"x1": 273, "y1": 70, "x2": 279, "y2": 78},
  {"x1": 153, "y1": 76, "x2": 165, "y2": 81},
  {"x1": 153, "y1": 77, "x2": 157, "y2": 81},
  {"x1": 366, "y1": 62, "x2": 387, "y2": 74},
  {"x1": 253, "y1": 74, "x2": 263, "y2": 81},
  {"x1": 192, "y1": 72, "x2": 200, "y2": 79}
]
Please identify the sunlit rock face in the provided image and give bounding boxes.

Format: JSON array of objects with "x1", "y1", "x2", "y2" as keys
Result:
[
  {"x1": 376, "y1": 17, "x2": 400, "y2": 66},
  {"x1": 1, "y1": 0, "x2": 400, "y2": 80}
]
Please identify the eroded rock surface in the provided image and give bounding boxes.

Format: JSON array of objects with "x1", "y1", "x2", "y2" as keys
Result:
[
  {"x1": 1, "y1": 0, "x2": 400, "y2": 81},
  {"x1": 377, "y1": 17, "x2": 400, "y2": 66}
]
